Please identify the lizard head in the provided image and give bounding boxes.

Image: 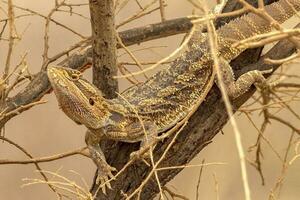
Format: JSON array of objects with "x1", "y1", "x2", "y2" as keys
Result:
[{"x1": 47, "y1": 66, "x2": 110, "y2": 129}]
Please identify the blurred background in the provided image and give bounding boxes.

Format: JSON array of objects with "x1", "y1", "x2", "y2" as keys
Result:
[{"x1": 0, "y1": 0, "x2": 300, "y2": 199}]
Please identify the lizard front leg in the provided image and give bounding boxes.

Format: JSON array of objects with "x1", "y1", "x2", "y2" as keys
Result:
[
  {"x1": 104, "y1": 120, "x2": 159, "y2": 161},
  {"x1": 129, "y1": 122, "x2": 158, "y2": 160},
  {"x1": 85, "y1": 130, "x2": 116, "y2": 194},
  {"x1": 217, "y1": 57, "x2": 272, "y2": 99}
]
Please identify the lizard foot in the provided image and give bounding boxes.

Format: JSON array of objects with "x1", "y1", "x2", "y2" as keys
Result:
[
  {"x1": 130, "y1": 148, "x2": 152, "y2": 163},
  {"x1": 96, "y1": 165, "x2": 117, "y2": 194},
  {"x1": 130, "y1": 150, "x2": 151, "y2": 166},
  {"x1": 130, "y1": 148, "x2": 148, "y2": 159},
  {"x1": 253, "y1": 68, "x2": 273, "y2": 89}
]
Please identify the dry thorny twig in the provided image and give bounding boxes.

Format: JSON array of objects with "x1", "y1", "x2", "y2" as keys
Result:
[{"x1": 0, "y1": 0, "x2": 300, "y2": 199}]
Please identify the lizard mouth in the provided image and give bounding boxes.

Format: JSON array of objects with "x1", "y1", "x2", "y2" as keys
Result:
[
  {"x1": 47, "y1": 66, "x2": 59, "y2": 79},
  {"x1": 47, "y1": 67, "x2": 71, "y2": 90},
  {"x1": 48, "y1": 67, "x2": 64, "y2": 81}
]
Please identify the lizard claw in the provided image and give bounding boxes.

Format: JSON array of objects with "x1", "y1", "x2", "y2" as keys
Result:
[
  {"x1": 130, "y1": 150, "x2": 151, "y2": 166},
  {"x1": 96, "y1": 165, "x2": 117, "y2": 194},
  {"x1": 130, "y1": 148, "x2": 151, "y2": 161},
  {"x1": 253, "y1": 68, "x2": 273, "y2": 89},
  {"x1": 130, "y1": 149, "x2": 144, "y2": 160},
  {"x1": 260, "y1": 68, "x2": 273, "y2": 75}
]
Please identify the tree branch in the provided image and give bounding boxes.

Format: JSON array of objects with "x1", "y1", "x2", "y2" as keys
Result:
[
  {"x1": 89, "y1": 0, "x2": 295, "y2": 199},
  {"x1": 0, "y1": 17, "x2": 195, "y2": 128},
  {"x1": 2, "y1": 1, "x2": 289, "y2": 199},
  {"x1": 89, "y1": 0, "x2": 118, "y2": 98},
  {"x1": 91, "y1": 28, "x2": 297, "y2": 200}
]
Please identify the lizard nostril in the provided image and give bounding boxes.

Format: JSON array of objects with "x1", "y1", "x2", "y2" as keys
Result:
[
  {"x1": 71, "y1": 74, "x2": 79, "y2": 80},
  {"x1": 89, "y1": 98, "x2": 95, "y2": 106}
]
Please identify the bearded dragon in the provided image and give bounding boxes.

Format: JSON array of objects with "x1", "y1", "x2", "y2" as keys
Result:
[{"x1": 47, "y1": 0, "x2": 300, "y2": 193}]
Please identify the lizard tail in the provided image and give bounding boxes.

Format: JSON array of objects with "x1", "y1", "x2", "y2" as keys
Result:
[{"x1": 217, "y1": 0, "x2": 300, "y2": 60}]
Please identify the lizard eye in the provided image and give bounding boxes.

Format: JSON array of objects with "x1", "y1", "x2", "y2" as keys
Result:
[{"x1": 89, "y1": 97, "x2": 95, "y2": 106}]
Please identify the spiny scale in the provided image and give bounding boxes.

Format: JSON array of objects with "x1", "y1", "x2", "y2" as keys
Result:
[
  {"x1": 114, "y1": 0, "x2": 300, "y2": 132},
  {"x1": 47, "y1": 0, "x2": 300, "y2": 192}
]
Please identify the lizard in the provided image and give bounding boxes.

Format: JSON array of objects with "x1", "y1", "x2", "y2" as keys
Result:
[{"x1": 47, "y1": 0, "x2": 300, "y2": 193}]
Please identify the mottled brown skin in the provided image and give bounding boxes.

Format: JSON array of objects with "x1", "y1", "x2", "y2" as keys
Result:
[{"x1": 47, "y1": 0, "x2": 300, "y2": 193}]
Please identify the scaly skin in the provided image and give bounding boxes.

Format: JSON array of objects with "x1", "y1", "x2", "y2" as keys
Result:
[{"x1": 47, "y1": 0, "x2": 300, "y2": 193}]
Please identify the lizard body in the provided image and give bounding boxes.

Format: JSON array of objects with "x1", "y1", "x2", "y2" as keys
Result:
[
  {"x1": 118, "y1": 0, "x2": 300, "y2": 131},
  {"x1": 47, "y1": 0, "x2": 300, "y2": 192}
]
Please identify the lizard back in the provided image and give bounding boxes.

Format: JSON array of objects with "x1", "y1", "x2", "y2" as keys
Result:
[{"x1": 115, "y1": 0, "x2": 300, "y2": 132}]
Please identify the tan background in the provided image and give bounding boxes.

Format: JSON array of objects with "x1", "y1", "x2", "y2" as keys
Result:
[{"x1": 0, "y1": 0, "x2": 300, "y2": 199}]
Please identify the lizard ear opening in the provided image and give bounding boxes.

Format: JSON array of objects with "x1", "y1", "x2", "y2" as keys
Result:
[
  {"x1": 74, "y1": 120, "x2": 82, "y2": 125},
  {"x1": 89, "y1": 97, "x2": 95, "y2": 106}
]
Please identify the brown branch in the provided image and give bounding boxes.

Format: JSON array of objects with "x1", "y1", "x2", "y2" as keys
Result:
[
  {"x1": 162, "y1": 186, "x2": 189, "y2": 200},
  {"x1": 116, "y1": 0, "x2": 159, "y2": 29},
  {"x1": 159, "y1": 0, "x2": 166, "y2": 22},
  {"x1": 10, "y1": 2, "x2": 85, "y2": 39},
  {"x1": 0, "y1": 20, "x2": 8, "y2": 39},
  {"x1": 0, "y1": 147, "x2": 88, "y2": 164},
  {"x1": 91, "y1": 0, "x2": 297, "y2": 199},
  {"x1": 4, "y1": 0, "x2": 15, "y2": 82},
  {"x1": 0, "y1": 136, "x2": 61, "y2": 195},
  {"x1": 2, "y1": 0, "x2": 296, "y2": 199},
  {"x1": 3, "y1": 1, "x2": 291, "y2": 199},
  {"x1": 42, "y1": 0, "x2": 68, "y2": 68},
  {"x1": 269, "y1": 115, "x2": 300, "y2": 135},
  {"x1": 92, "y1": 30, "x2": 296, "y2": 200},
  {"x1": 0, "y1": 16, "x2": 194, "y2": 128},
  {"x1": 89, "y1": 0, "x2": 118, "y2": 98},
  {"x1": 118, "y1": 17, "x2": 194, "y2": 47},
  {"x1": 196, "y1": 159, "x2": 205, "y2": 200}
]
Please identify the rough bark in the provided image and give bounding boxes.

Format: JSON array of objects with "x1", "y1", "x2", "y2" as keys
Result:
[
  {"x1": 1, "y1": 0, "x2": 294, "y2": 199},
  {"x1": 91, "y1": 32, "x2": 296, "y2": 200},
  {"x1": 89, "y1": 0, "x2": 118, "y2": 99},
  {"x1": 0, "y1": 17, "x2": 194, "y2": 128},
  {"x1": 90, "y1": 0, "x2": 293, "y2": 199}
]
